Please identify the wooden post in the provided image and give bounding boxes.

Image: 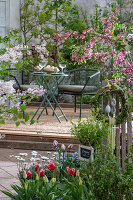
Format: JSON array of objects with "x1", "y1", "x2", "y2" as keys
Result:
[
  {"x1": 115, "y1": 95, "x2": 120, "y2": 165},
  {"x1": 121, "y1": 122, "x2": 126, "y2": 170}
]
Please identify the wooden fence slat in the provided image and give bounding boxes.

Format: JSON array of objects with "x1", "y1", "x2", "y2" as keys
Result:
[
  {"x1": 101, "y1": 81, "x2": 108, "y2": 152},
  {"x1": 115, "y1": 95, "x2": 120, "y2": 164},
  {"x1": 116, "y1": 127, "x2": 120, "y2": 164},
  {"x1": 121, "y1": 122, "x2": 126, "y2": 169},
  {"x1": 127, "y1": 115, "x2": 132, "y2": 162}
]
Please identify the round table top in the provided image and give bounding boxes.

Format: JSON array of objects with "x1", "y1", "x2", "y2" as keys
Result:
[{"x1": 32, "y1": 72, "x2": 68, "y2": 77}]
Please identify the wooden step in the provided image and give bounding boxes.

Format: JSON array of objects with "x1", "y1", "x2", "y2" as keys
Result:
[
  {"x1": 0, "y1": 131, "x2": 80, "y2": 151},
  {"x1": 0, "y1": 139, "x2": 79, "y2": 151}
]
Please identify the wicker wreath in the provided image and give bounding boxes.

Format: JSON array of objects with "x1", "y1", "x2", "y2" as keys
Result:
[{"x1": 91, "y1": 84, "x2": 129, "y2": 125}]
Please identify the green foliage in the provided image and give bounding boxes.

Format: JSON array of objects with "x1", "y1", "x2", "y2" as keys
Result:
[
  {"x1": 124, "y1": 146, "x2": 133, "y2": 199},
  {"x1": 0, "y1": 93, "x2": 36, "y2": 126},
  {"x1": 71, "y1": 109, "x2": 109, "y2": 149},
  {"x1": 76, "y1": 95, "x2": 92, "y2": 104},
  {"x1": 1, "y1": 148, "x2": 133, "y2": 199},
  {"x1": 2, "y1": 178, "x2": 60, "y2": 200},
  {"x1": 80, "y1": 151, "x2": 133, "y2": 200},
  {"x1": 90, "y1": 4, "x2": 103, "y2": 32}
]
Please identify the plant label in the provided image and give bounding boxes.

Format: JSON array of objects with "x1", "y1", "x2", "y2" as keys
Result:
[{"x1": 79, "y1": 145, "x2": 94, "y2": 161}]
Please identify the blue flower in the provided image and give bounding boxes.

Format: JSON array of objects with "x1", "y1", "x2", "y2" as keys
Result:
[
  {"x1": 72, "y1": 152, "x2": 79, "y2": 158},
  {"x1": 56, "y1": 198, "x2": 63, "y2": 200}
]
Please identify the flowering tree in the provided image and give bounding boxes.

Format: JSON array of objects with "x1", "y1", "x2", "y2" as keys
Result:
[{"x1": 55, "y1": 8, "x2": 132, "y2": 83}]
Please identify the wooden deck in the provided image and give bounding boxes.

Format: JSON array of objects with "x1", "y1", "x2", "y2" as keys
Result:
[{"x1": 0, "y1": 104, "x2": 90, "y2": 151}]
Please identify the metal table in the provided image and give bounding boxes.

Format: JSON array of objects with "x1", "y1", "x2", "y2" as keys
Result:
[{"x1": 31, "y1": 72, "x2": 68, "y2": 123}]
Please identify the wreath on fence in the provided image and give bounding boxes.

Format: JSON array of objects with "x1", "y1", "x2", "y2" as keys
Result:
[{"x1": 91, "y1": 84, "x2": 129, "y2": 125}]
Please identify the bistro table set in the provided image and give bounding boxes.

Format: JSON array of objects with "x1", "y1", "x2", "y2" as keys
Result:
[{"x1": 30, "y1": 65, "x2": 100, "y2": 123}]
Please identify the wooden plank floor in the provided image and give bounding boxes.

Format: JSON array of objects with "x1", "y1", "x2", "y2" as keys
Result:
[{"x1": 0, "y1": 105, "x2": 89, "y2": 136}]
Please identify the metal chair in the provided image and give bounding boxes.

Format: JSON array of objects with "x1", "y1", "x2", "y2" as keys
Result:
[{"x1": 58, "y1": 68, "x2": 100, "y2": 118}]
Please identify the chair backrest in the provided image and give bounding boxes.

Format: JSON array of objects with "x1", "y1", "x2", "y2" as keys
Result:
[{"x1": 63, "y1": 68, "x2": 100, "y2": 89}]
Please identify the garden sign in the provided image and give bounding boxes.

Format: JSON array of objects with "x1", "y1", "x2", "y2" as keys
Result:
[{"x1": 79, "y1": 145, "x2": 94, "y2": 161}]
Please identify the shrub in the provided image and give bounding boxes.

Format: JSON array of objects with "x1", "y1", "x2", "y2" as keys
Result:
[
  {"x1": 80, "y1": 151, "x2": 133, "y2": 200},
  {"x1": 71, "y1": 109, "x2": 109, "y2": 149}
]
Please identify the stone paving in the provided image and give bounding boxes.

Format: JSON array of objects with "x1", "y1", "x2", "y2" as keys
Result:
[{"x1": 0, "y1": 148, "x2": 52, "y2": 200}]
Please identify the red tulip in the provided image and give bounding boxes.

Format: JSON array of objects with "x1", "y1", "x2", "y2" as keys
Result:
[
  {"x1": 66, "y1": 167, "x2": 70, "y2": 173},
  {"x1": 70, "y1": 168, "x2": 76, "y2": 176},
  {"x1": 46, "y1": 162, "x2": 55, "y2": 171},
  {"x1": 27, "y1": 171, "x2": 33, "y2": 178},
  {"x1": 35, "y1": 164, "x2": 40, "y2": 172},
  {"x1": 39, "y1": 169, "x2": 45, "y2": 177}
]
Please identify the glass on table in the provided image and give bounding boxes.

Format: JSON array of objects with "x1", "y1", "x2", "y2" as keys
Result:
[{"x1": 59, "y1": 63, "x2": 66, "y2": 74}]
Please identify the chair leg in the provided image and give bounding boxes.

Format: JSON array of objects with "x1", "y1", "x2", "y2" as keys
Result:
[
  {"x1": 74, "y1": 96, "x2": 76, "y2": 112},
  {"x1": 80, "y1": 95, "x2": 83, "y2": 118}
]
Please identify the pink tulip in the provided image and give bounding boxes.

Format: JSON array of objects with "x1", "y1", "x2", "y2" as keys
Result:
[
  {"x1": 23, "y1": 170, "x2": 27, "y2": 179},
  {"x1": 66, "y1": 167, "x2": 70, "y2": 173}
]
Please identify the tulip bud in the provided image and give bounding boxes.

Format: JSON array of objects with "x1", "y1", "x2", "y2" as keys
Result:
[
  {"x1": 36, "y1": 174, "x2": 39, "y2": 181},
  {"x1": 61, "y1": 144, "x2": 66, "y2": 151},
  {"x1": 51, "y1": 178, "x2": 56, "y2": 183},
  {"x1": 89, "y1": 175, "x2": 92, "y2": 179},
  {"x1": 76, "y1": 170, "x2": 80, "y2": 177},
  {"x1": 43, "y1": 175, "x2": 49, "y2": 183},
  {"x1": 68, "y1": 144, "x2": 73, "y2": 149},
  {"x1": 53, "y1": 140, "x2": 58, "y2": 147},
  {"x1": 79, "y1": 177, "x2": 82, "y2": 185},
  {"x1": 23, "y1": 170, "x2": 27, "y2": 179}
]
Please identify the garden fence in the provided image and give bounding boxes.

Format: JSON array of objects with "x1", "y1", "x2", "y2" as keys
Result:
[{"x1": 101, "y1": 82, "x2": 132, "y2": 169}]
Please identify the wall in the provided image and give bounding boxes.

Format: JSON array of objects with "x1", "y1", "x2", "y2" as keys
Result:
[
  {"x1": 9, "y1": 0, "x2": 20, "y2": 29},
  {"x1": 73, "y1": 0, "x2": 113, "y2": 15}
]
